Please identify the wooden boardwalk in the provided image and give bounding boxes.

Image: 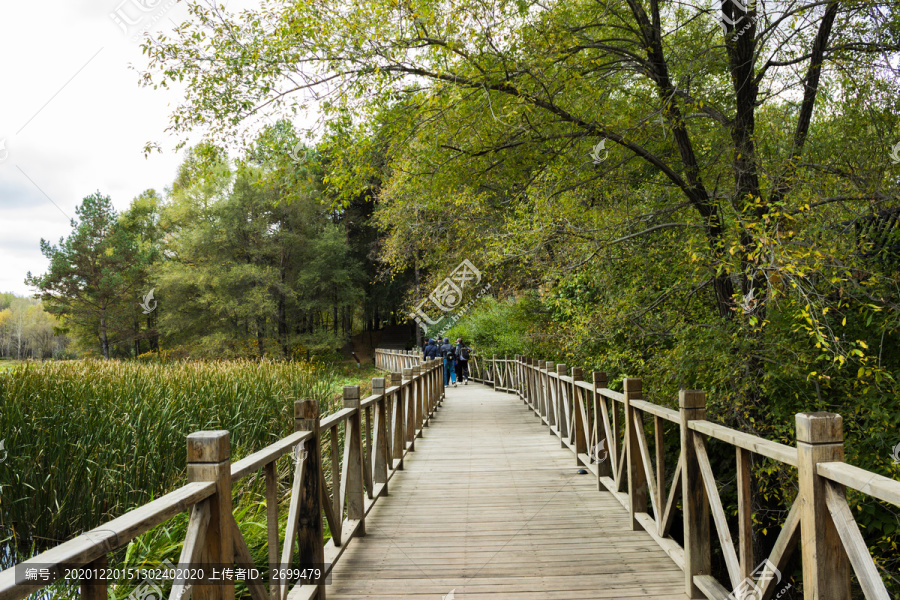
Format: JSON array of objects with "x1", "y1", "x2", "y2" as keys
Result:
[{"x1": 328, "y1": 383, "x2": 687, "y2": 599}]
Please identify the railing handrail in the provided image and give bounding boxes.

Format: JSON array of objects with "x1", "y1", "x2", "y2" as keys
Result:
[
  {"x1": 464, "y1": 352, "x2": 897, "y2": 600},
  {"x1": 0, "y1": 357, "x2": 446, "y2": 600}
]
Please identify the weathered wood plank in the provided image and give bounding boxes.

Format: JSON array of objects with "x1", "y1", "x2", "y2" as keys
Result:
[
  {"x1": 817, "y1": 461, "x2": 900, "y2": 507},
  {"x1": 824, "y1": 481, "x2": 890, "y2": 600},
  {"x1": 693, "y1": 434, "x2": 741, "y2": 589},
  {"x1": 689, "y1": 420, "x2": 797, "y2": 467}
]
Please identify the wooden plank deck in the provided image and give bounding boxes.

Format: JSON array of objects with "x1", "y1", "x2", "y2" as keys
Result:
[{"x1": 327, "y1": 383, "x2": 688, "y2": 599}]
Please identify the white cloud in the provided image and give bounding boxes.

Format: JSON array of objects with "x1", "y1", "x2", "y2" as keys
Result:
[{"x1": 0, "y1": 1, "x2": 209, "y2": 295}]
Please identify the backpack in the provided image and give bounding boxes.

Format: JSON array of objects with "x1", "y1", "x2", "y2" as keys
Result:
[
  {"x1": 444, "y1": 345, "x2": 456, "y2": 360},
  {"x1": 459, "y1": 346, "x2": 470, "y2": 361}
]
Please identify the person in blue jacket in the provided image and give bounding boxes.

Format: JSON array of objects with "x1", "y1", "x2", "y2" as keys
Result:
[
  {"x1": 440, "y1": 337, "x2": 457, "y2": 387},
  {"x1": 422, "y1": 338, "x2": 438, "y2": 360}
]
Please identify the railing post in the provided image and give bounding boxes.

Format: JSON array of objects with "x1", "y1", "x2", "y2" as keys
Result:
[
  {"x1": 517, "y1": 355, "x2": 524, "y2": 400},
  {"x1": 431, "y1": 359, "x2": 440, "y2": 409},
  {"x1": 556, "y1": 364, "x2": 568, "y2": 446},
  {"x1": 515, "y1": 355, "x2": 521, "y2": 394},
  {"x1": 572, "y1": 367, "x2": 586, "y2": 463},
  {"x1": 540, "y1": 360, "x2": 556, "y2": 435},
  {"x1": 295, "y1": 400, "x2": 325, "y2": 599},
  {"x1": 371, "y1": 378, "x2": 389, "y2": 496},
  {"x1": 593, "y1": 372, "x2": 611, "y2": 487},
  {"x1": 187, "y1": 430, "x2": 234, "y2": 600},
  {"x1": 624, "y1": 378, "x2": 646, "y2": 531},
  {"x1": 412, "y1": 365, "x2": 425, "y2": 433},
  {"x1": 492, "y1": 354, "x2": 498, "y2": 388},
  {"x1": 680, "y1": 390, "x2": 710, "y2": 599},
  {"x1": 504, "y1": 354, "x2": 510, "y2": 390},
  {"x1": 430, "y1": 358, "x2": 437, "y2": 414},
  {"x1": 796, "y1": 412, "x2": 850, "y2": 600},
  {"x1": 80, "y1": 556, "x2": 107, "y2": 600},
  {"x1": 343, "y1": 386, "x2": 366, "y2": 535},
  {"x1": 513, "y1": 355, "x2": 519, "y2": 396},
  {"x1": 521, "y1": 357, "x2": 527, "y2": 400},
  {"x1": 435, "y1": 359, "x2": 442, "y2": 406},
  {"x1": 439, "y1": 354, "x2": 446, "y2": 394},
  {"x1": 402, "y1": 368, "x2": 416, "y2": 451},
  {"x1": 539, "y1": 360, "x2": 549, "y2": 423},
  {"x1": 420, "y1": 359, "x2": 430, "y2": 418},
  {"x1": 389, "y1": 372, "x2": 404, "y2": 470},
  {"x1": 552, "y1": 361, "x2": 560, "y2": 430},
  {"x1": 538, "y1": 360, "x2": 547, "y2": 426}
]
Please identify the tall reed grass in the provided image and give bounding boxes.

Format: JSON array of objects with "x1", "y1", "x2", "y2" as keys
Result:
[{"x1": 0, "y1": 359, "x2": 338, "y2": 546}]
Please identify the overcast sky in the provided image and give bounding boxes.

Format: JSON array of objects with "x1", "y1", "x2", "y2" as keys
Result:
[{"x1": 0, "y1": 0, "x2": 258, "y2": 296}]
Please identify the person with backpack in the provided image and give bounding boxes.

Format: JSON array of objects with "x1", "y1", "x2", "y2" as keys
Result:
[
  {"x1": 422, "y1": 338, "x2": 437, "y2": 361},
  {"x1": 455, "y1": 338, "x2": 471, "y2": 385},
  {"x1": 440, "y1": 337, "x2": 457, "y2": 387}
]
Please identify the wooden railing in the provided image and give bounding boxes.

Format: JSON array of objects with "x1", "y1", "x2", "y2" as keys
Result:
[
  {"x1": 373, "y1": 348, "x2": 422, "y2": 373},
  {"x1": 471, "y1": 354, "x2": 900, "y2": 600},
  {"x1": 0, "y1": 359, "x2": 444, "y2": 600}
]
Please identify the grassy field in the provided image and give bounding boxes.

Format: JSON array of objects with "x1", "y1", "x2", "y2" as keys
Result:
[{"x1": 0, "y1": 359, "x2": 382, "y2": 539}]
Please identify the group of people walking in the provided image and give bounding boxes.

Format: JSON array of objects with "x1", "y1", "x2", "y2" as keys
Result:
[{"x1": 423, "y1": 337, "x2": 471, "y2": 387}]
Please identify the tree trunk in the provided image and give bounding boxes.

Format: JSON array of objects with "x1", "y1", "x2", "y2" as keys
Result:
[
  {"x1": 414, "y1": 255, "x2": 422, "y2": 348},
  {"x1": 149, "y1": 310, "x2": 159, "y2": 353},
  {"x1": 279, "y1": 249, "x2": 289, "y2": 357},
  {"x1": 100, "y1": 313, "x2": 110, "y2": 360},
  {"x1": 256, "y1": 317, "x2": 265, "y2": 360}
]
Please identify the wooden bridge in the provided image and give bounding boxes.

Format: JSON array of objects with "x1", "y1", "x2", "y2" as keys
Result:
[{"x1": 2, "y1": 350, "x2": 899, "y2": 600}]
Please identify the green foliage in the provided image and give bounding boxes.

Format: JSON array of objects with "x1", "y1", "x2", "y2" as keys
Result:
[
  {"x1": 155, "y1": 147, "x2": 366, "y2": 358},
  {"x1": 444, "y1": 295, "x2": 541, "y2": 356},
  {"x1": 26, "y1": 193, "x2": 157, "y2": 359},
  {"x1": 0, "y1": 295, "x2": 69, "y2": 360}
]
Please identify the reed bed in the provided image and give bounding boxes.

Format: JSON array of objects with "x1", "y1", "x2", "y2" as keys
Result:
[{"x1": 0, "y1": 359, "x2": 339, "y2": 546}]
